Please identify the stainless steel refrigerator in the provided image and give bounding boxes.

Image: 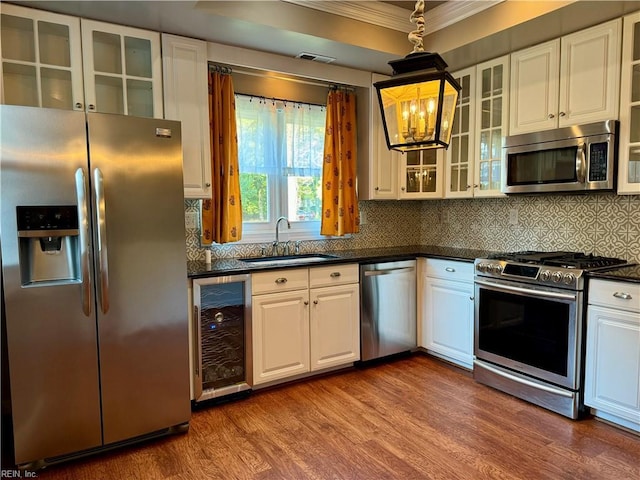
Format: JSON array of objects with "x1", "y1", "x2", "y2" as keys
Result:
[{"x1": 0, "y1": 105, "x2": 191, "y2": 468}]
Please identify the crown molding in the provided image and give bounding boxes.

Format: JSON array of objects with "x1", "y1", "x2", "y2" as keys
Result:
[{"x1": 281, "y1": 1, "x2": 505, "y2": 34}]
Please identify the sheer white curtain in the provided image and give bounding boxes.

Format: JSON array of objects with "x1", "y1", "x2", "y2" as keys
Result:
[{"x1": 235, "y1": 95, "x2": 325, "y2": 179}]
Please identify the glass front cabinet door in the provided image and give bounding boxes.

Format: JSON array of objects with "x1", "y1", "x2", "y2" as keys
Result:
[
  {"x1": 445, "y1": 67, "x2": 475, "y2": 198},
  {"x1": 0, "y1": 4, "x2": 84, "y2": 110},
  {"x1": 474, "y1": 55, "x2": 508, "y2": 197},
  {"x1": 399, "y1": 149, "x2": 444, "y2": 199},
  {"x1": 618, "y1": 11, "x2": 640, "y2": 194},
  {"x1": 81, "y1": 19, "x2": 163, "y2": 118}
]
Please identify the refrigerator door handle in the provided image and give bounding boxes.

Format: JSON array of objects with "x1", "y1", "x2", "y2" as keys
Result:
[
  {"x1": 75, "y1": 168, "x2": 92, "y2": 316},
  {"x1": 93, "y1": 168, "x2": 110, "y2": 314}
]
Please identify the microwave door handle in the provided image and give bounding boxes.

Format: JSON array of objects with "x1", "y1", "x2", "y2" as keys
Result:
[{"x1": 577, "y1": 142, "x2": 587, "y2": 183}]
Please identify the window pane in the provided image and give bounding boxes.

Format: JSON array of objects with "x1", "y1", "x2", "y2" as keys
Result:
[
  {"x1": 288, "y1": 176, "x2": 321, "y2": 222},
  {"x1": 240, "y1": 173, "x2": 268, "y2": 222},
  {"x1": 235, "y1": 93, "x2": 325, "y2": 235}
]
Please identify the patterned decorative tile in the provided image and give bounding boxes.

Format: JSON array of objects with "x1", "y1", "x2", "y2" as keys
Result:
[{"x1": 181, "y1": 192, "x2": 638, "y2": 263}]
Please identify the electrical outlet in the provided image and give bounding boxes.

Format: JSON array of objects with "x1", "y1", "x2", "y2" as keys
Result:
[
  {"x1": 509, "y1": 208, "x2": 519, "y2": 226},
  {"x1": 441, "y1": 210, "x2": 449, "y2": 224},
  {"x1": 185, "y1": 211, "x2": 197, "y2": 230},
  {"x1": 359, "y1": 210, "x2": 367, "y2": 225}
]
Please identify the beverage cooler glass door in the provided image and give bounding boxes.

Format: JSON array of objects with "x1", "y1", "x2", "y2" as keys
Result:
[{"x1": 193, "y1": 274, "x2": 252, "y2": 402}]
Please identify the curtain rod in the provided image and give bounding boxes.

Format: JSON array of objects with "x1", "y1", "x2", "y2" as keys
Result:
[
  {"x1": 329, "y1": 84, "x2": 356, "y2": 93},
  {"x1": 208, "y1": 63, "x2": 232, "y2": 74},
  {"x1": 235, "y1": 93, "x2": 326, "y2": 109}
]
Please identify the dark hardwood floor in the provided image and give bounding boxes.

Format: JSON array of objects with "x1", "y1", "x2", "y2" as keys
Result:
[{"x1": 32, "y1": 354, "x2": 640, "y2": 479}]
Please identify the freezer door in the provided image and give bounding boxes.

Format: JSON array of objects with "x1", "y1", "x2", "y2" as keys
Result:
[
  {"x1": 0, "y1": 106, "x2": 102, "y2": 464},
  {"x1": 86, "y1": 113, "x2": 190, "y2": 444}
]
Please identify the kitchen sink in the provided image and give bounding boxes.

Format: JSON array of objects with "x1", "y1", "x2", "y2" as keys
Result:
[{"x1": 240, "y1": 253, "x2": 339, "y2": 266}]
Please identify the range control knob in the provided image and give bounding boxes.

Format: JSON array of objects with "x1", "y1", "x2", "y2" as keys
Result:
[
  {"x1": 552, "y1": 271, "x2": 563, "y2": 283},
  {"x1": 563, "y1": 273, "x2": 576, "y2": 285},
  {"x1": 476, "y1": 263, "x2": 486, "y2": 273},
  {"x1": 539, "y1": 270, "x2": 551, "y2": 282},
  {"x1": 491, "y1": 264, "x2": 503, "y2": 274}
]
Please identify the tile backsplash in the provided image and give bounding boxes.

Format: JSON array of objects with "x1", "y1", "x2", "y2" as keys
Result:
[{"x1": 185, "y1": 193, "x2": 639, "y2": 264}]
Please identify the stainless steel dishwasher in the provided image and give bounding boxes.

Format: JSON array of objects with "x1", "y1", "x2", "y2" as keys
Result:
[{"x1": 360, "y1": 260, "x2": 417, "y2": 361}]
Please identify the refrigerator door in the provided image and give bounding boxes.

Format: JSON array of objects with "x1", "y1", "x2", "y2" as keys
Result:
[
  {"x1": 86, "y1": 114, "x2": 190, "y2": 444},
  {"x1": 0, "y1": 106, "x2": 102, "y2": 464}
]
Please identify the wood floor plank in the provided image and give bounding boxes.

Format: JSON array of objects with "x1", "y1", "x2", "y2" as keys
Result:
[{"x1": 29, "y1": 354, "x2": 640, "y2": 479}]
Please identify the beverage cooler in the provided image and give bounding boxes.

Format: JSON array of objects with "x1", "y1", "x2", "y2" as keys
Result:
[{"x1": 192, "y1": 274, "x2": 252, "y2": 403}]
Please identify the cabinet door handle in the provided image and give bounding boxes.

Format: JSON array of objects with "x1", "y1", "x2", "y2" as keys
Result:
[
  {"x1": 559, "y1": 111, "x2": 566, "y2": 117},
  {"x1": 445, "y1": 267, "x2": 456, "y2": 272},
  {"x1": 613, "y1": 292, "x2": 632, "y2": 300},
  {"x1": 205, "y1": 182, "x2": 211, "y2": 187},
  {"x1": 330, "y1": 272, "x2": 341, "y2": 278},
  {"x1": 304, "y1": 301, "x2": 309, "y2": 305},
  {"x1": 275, "y1": 277, "x2": 288, "y2": 284},
  {"x1": 313, "y1": 300, "x2": 318, "y2": 305},
  {"x1": 375, "y1": 187, "x2": 379, "y2": 191},
  {"x1": 548, "y1": 113, "x2": 555, "y2": 119},
  {"x1": 470, "y1": 296, "x2": 474, "y2": 301},
  {"x1": 75, "y1": 102, "x2": 83, "y2": 110},
  {"x1": 88, "y1": 104, "x2": 96, "y2": 111}
]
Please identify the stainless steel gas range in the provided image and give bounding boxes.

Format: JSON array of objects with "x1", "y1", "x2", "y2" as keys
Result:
[{"x1": 473, "y1": 251, "x2": 628, "y2": 419}]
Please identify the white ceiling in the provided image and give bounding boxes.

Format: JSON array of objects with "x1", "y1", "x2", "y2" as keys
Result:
[{"x1": 6, "y1": 1, "x2": 640, "y2": 73}]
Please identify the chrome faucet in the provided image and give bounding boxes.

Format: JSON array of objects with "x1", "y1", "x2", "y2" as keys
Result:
[{"x1": 273, "y1": 216, "x2": 290, "y2": 255}]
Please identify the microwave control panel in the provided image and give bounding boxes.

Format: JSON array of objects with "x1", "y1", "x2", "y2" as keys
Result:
[{"x1": 588, "y1": 142, "x2": 609, "y2": 182}]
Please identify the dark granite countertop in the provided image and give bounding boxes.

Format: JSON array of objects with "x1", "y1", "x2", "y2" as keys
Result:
[
  {"x1": 587, "y1": 264, "x2": 640, "y2": 284},
  {"x1": 187, "y1": 245, "x2": 497, "y2": 279}
]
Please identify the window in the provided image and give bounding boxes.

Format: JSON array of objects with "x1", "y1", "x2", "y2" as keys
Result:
[{"x1": 235, "y1": 94, "x2": 326, "y2": 243}]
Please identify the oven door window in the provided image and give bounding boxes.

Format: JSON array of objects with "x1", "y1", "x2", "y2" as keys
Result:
[
  {"x1": 478, "y1": 288, "x2": 570, "y2": 377},
  {"x1": 507, "y1": 146, "x2": 578, "y2": 185}
]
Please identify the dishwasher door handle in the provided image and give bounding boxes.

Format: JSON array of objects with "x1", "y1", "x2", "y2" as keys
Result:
[{"x1": 364, "y1": 267, "x2": 415, "y2": 277}]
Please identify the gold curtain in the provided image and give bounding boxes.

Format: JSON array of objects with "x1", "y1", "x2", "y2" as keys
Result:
[
  {"x1": 321, "y1": 88, "x2": 360, "y2": 236},
  {"x1": 201, "y1": 70, "x2": 243, "y2": 244}
]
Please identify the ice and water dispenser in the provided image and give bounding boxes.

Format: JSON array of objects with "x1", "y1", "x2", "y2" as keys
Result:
[{"x1": 17, "y1": 205, "x2": 81, "y2": 286}]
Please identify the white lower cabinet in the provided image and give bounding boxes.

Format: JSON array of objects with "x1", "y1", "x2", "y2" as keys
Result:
[
  {"x1": 585, "y1": 279, "x2": 640, "y2": 432},
  {"x1": 253, "y1": 287, "x2": 311, "y2": 384},
  {"x1": 419, "y1": 258, "x2": 475, "y2": 369},
  {"x1": 252, "y1": 264, "x2": 359, "y2": 386}
]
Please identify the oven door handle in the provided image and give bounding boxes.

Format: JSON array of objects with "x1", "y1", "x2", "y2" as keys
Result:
[
  {"x1": 476, "y1": 361, "x2": 574, "y2": 398},
  {"x1": 475, "y1": 279, "x2": 577, "y2": 301}
]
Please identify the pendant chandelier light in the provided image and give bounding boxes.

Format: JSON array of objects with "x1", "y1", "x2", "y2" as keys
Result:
[{"x1": 374, "y1": 0, "x2": 461, "y2": 152}]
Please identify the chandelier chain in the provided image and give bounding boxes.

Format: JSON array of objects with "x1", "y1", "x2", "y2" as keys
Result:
[{"x1": 408, "y1": 0, "x2": 425, "y2": 53}]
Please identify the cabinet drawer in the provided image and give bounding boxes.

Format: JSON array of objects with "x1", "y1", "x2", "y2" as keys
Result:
[
  {"x1": 588, "y1": 279, "x2": 640, "y2": 313},
  {"x1": 425, "y1": 259, "x2": 474, "y2": 282},
  {"x1": 310, "y1": 263, "x2": 359, "y2": 288},
  {"x1": 252, "y1": 268, "x2": 308, "y2": 295}
]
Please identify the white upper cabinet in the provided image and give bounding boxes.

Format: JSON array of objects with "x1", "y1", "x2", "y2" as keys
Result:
[
  {"x1": 510, "y1": 19, "x2": 622, "y2": 135},
  {"x1": 510, "y1": 40, "x2": 561, "y2": 134},
  {"x1": 81, "y1": 19, "x2": 163, "y2": 118},
  {"x1": 445, "y1": 67, "x2": 476, "y2": 198},
  {"x1": 474, "y1": 56, "x2": 509, "y2": 197},
  {"x1": 618, "y1": 11, "x2": 640, "y2": 195},
  {"x1": 365, "y1": 73, "x2": 400, "y2": 200},
  {"x1": 162, "y1": 34, "x2": 211, "y2": 198},
  {"x1": 0, "y1": 4, "x2": 84, "y2": 110},
  {"x1": 0, "y1": 6, "x2": 163, "y2": 118}
]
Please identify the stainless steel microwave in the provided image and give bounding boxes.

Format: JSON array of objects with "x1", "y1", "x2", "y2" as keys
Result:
[{"x1": 503, "y1": 120, "x2": 618, "y2": 194}]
